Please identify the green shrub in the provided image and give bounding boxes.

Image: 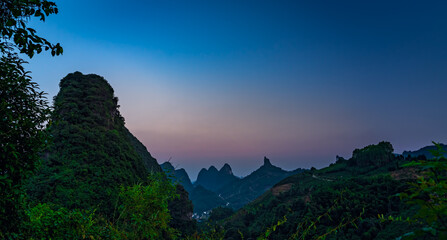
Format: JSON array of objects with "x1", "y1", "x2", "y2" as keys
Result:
[{"x1": 23, "y1": 203, "x2": 111, "y2": 239}]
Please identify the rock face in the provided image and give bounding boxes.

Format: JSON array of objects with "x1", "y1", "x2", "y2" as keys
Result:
[
  {"x1": 27, "y1": 72, "x2": 163, "y2": 217},
  {"x1": 195, "y1": 164, "x2": 239, "y2": 192}
]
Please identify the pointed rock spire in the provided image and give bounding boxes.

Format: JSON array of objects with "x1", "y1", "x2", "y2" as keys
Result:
[{"x1": 263, "y1": 156, "x2": 272, "y2": 166}]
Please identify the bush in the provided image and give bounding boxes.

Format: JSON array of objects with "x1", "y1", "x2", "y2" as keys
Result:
[{"x1": 23, "y1": 203, "x2": 111, "y2": 239}]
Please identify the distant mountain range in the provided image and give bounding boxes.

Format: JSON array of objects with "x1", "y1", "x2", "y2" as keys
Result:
[
  {"x1": 402, "y1": 143, "x2": 447, "y2": 159},
  {"x1": 217, "y1": 157, "x2": 305, "y2": 209},
  {"x1": 22, "y1": 71, "x2": 445, "y2": 238},
  {"x1": 161, "y1": 157, "x2": 305, "y2": 214},
  {"x1": 195, "y1": 164, "x2": 239, "y2": 192}
]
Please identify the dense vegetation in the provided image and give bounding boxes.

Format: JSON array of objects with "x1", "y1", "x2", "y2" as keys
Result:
[
  {"x1": 1, "y1": 0, "x2": 62, "y2": 235},
  {"x1": 26, "y1": 72, "x2": 160, "y2": 216},
  {"x1": 2, "y1": 70, "x2": 198, "y2": 239},
  {"x1": 3, "y1": 70, "x2": 446, "y2": 239},
  {"x1": 208, "y1": 142, "x2": 446, "y2": 239},
  {"x1": 2, "y1": 1, "x2": 446, "y2": 239},
  {"x1": 162, "y1": 162, "x2": 194, "y2": 192}
]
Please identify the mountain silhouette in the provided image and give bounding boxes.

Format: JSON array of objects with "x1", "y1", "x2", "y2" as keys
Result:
[
  {"x1": 195, "y1": 164, "x2": 239, "y2": 192},
  {"x1": 217, "y1": 157, "x2": 304, "y2": 209},
  {"x1": 161, "y1": 162, "x2": 194, "y2": 192},
  {"x1": 26, "y1": 72, "x2": 195, "y2": 234}
]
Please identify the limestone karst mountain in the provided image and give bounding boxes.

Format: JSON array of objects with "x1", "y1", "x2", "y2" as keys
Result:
[
  {"x1": 26, "y1": 73, "x2": 195, "y2": 236},
  {"x1": 195, "y1": 164, "x2": 239, "y2": 192},
  {"x1": 217, "y1": 157, "x2": 305, "y2": 209}
]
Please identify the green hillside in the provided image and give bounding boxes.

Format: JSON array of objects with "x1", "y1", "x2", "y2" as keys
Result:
[
  {"x1": 26, "y1": 72, "x2": 161, "y2": 217},
  {"x1": 214, "y1": 142, "x2": 432, "y2": 239}
]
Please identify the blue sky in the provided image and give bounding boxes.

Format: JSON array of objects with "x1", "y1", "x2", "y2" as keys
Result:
[{"x1": 27, "y1": 0, "x2": 447, "y2": 179}]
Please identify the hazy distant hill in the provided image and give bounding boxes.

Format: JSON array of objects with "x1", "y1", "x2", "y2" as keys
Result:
[
  {"x1": 195, "y1": 164, "x2": 239, "y2": 192},
  {"x1": 402, "y1": 143, "x2": 447, "y2": 159},
  {"x1": 161, "y1": 162, "x2": 194, "y2": 192},
  {"x1": 217, "y1": 157, "x2": 305, "y2": 209},
  {"x1": 163, "y1": 158, "x2": 303, "y2": 214}
]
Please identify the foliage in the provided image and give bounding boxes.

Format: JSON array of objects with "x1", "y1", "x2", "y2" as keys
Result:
[
  {"x1": 161, "y1": 162, "x2": 194, "y2": 192},
  {"x1": 348, "y1": 141, "x2": 394, "y2": 167},
  {"x1": 0, "y1": 0, "x2": 62, "y2": 57},
  {"x1": 288, "y1": 191, "x2": 365, "y2": 240},
  {"x1": 396, "y1": 142, "x2": 447, "y2": 239},
  {"x1": 0, "y1": 54, "x2": 50, "y2": 234},
  {"x1": 209, "y1": 207, "x2": 234, "y2": 223},
  {"x1": 168, "y1": 184, "x2": 197, "y2": 237},
  {"x1": 258, "y1": 216, "x2": 287, "y2": 240},
  {"x1": 220, "y1": 151, "x2": 413, "y2": 239},
  {"x1": 111, "y1": 173, "x2": 179, "y2": 239},
  {"x1": 186, "y1": 225, "x2": 225, "y2": 240},
  {"x1": 1, "y1": 0, "x2": 61, "y2": 236},
  {"x1": 23, "y1": 72, "x2": 196, "y2": 237},
  {"x1": 26, "y1": 72, "x2": 159, "y2": 217},
  {"x1": 4, "y1": 175, "x2": 182, "y2": 239},
  {"x1": 22, "y1": 203, "x2": 112, "y2": 240}
]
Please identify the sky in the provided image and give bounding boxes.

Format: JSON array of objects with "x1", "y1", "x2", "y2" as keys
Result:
[{"x1": 27, "y1": 0, "x2": 447, "y2": 180}]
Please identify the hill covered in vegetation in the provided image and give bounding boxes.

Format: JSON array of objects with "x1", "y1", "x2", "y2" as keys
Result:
[
  {"x1": 5, "y1": 71, "x2": 446, "y2": 239},
  {"x1": 27, "y1": 72, "x2": 162, "y2": 216},
  {"x1": 209, "y1": 142, "x2": 438, "y2": 239}
]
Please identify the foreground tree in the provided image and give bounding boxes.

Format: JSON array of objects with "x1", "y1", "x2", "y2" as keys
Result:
[
  {"x1": 1, "y1": 0, "x2": 62, "y2": 57},
  {"x1": 399, "y1": 142, "x2": 447, "y2": 239},
  {"x1": 0, "y1": 54, "x2": 50, "y2": 235},
  {"x1": 111, "y1": 174, "x2": 180, "y2": 239},
  {"x1": 0, "y1": 0, "x2": 62, "y2": 236}
]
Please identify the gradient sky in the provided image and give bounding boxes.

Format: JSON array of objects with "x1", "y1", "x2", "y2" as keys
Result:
[{"x1": 27, "y1": 0, "x2": 447, "y2": 180}]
